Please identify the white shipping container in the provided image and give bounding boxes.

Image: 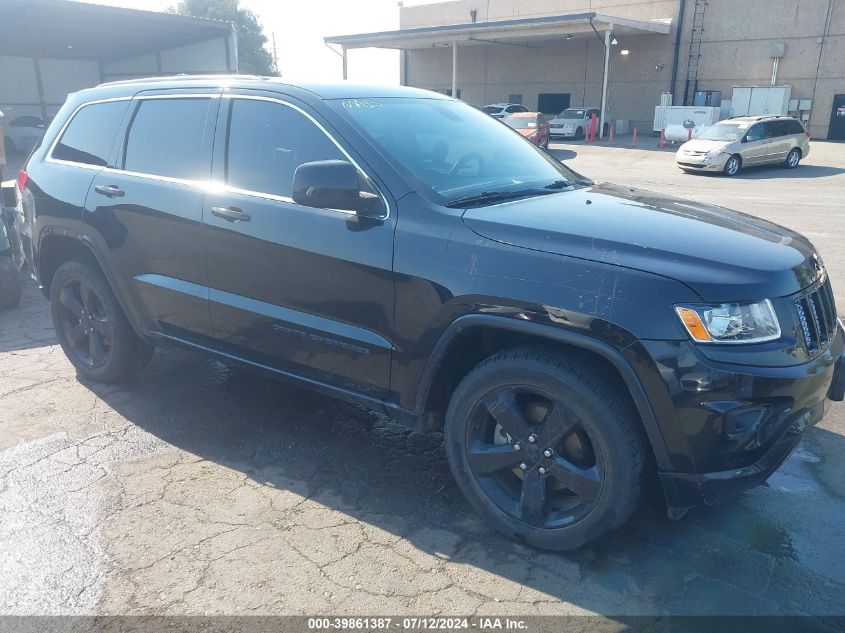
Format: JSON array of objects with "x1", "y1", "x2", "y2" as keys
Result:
[{"x1": 653, "y1": 106, "x2": 721, "y2": 132}]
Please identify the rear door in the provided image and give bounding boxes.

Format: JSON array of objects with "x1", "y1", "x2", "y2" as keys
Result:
[
  {"x1": 85, "y1": 91, "x2": 219, "y2": 339},
  {"x1": 203, "y1": 94, "x2": 396, "y2": 397},
  {"x1": 763, "y1": 120, "x2": 790, "y2": 163}
]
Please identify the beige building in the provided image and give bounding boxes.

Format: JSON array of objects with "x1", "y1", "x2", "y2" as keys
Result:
[{"x1": 327, "y1": 0, "x2": 845, "y2": 140}]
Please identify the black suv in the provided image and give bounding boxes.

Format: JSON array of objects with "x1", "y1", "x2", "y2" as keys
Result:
[{"x1": 11, "y1": 77, "x2": 845, "y2": 550}]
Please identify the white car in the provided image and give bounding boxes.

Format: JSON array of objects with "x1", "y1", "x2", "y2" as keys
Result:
[
  {"x1": 4, "y1": 115, "x2": 45, "y2": 154},
  {"x1": 481, "y1": 103, "x2": 529, "y2": 119},
  {"x1": 548, "y1": 107, "x2": 607, "y2": 139}
]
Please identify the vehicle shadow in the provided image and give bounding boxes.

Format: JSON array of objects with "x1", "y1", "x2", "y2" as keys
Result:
[
  {"x1": 84, "y1": 341, "x2": 845, "y2": 618},
  {"x1": 682, "y1": 164, "x2": 845, "y2": 180}
]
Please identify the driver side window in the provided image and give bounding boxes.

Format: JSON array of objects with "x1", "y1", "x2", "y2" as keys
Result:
[
  {"x1": 226, "y1": 99, "x2": 345, "y2": 198},
  {"x1": 745, "y1": 124, "x2": 763, "y2": 142}
]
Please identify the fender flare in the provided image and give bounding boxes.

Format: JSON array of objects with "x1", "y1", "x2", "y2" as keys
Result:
[
  {"x1": 38, "y1": 229, "x2": 149, "y2": 340},
  {"x1": 414, "y1": 314, "x2": 672, "y2": 470}
]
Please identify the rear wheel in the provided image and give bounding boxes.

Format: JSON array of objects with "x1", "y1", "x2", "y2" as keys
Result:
[
  {"x1": 50, "y1": 260, "x2": 153, "y2": 382},
  {"x1": 723, "y1": 154, "x2": 742, "y2": 177},
  {"x1": 785, "y1": 147, "x2": 801, "y2": 169},
  {"x1": 444, "y1": 348, "x2": 646, "y2": 551}
]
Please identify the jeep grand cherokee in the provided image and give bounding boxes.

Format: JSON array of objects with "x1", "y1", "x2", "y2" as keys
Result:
[{"x1": 10, "y1": 77, "x2": 845, "y2": 550}]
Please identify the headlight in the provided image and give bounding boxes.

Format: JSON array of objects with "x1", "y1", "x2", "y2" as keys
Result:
[{"x1": 675, "y1": 299, "x2": 781, "y2": 344}]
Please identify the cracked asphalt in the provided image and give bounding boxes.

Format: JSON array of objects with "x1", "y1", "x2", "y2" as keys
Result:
[{"x1": 1, "y1": 142, "x2": 844, "y2": 619}]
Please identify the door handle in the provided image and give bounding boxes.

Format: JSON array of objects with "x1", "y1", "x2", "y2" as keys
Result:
[
  {"x1": 94, "y1": 184, "x2": 125, "y2": 198},
  {"x1": 211, "y1": 206, "x2": 251, "y2": 223}
]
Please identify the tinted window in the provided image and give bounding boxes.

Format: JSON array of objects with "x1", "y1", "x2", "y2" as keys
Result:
[
  {"x1": 785, "y1": 119, "x2": 805, "y2": 135},
  {"x1": 52, "y1": 101, "x2": 128, "y2": 167},
  {"x1": 226, "y1": 99, "x2": 344, "y2": 198},
  {"x1": 124, "y1": 98, "x2": 214, "y2": 180},
  {"x1": 764, "y1": 121, "x2": 785, "y2": 138},
  {"x1": 745, "y1": 124, "x2": 764, "y2": 142}
]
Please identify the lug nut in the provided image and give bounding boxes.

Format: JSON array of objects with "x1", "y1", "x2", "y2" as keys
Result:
[
  {"x1": 538, "y1": 467, "x2": 547, "y2": 475},
  {"x1": 519, "y1": 463, "x2": 528, "y2": 470},
  {"x1": 528, "y1": 434, "x2": 537, "y2": 443},
  {"x1": 543, "y1": 449, "x2": 553, "y2": 458},
  {"x1": 513, "y1": 443, "x2": 521, "y2": 451}
]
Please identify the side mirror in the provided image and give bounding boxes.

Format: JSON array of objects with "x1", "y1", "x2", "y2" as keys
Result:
[{"x1": 292, "y1": 160, "x2": 380, "y2": 216}]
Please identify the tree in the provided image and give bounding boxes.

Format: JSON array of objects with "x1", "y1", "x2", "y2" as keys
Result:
[{"x1": 168, "y1": 0, "x2": 277, "y2": 75}]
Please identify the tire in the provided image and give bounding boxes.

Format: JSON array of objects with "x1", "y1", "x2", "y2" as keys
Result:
[
  {"x1": 50, "y1": 260, "x2": 152, "y2": 382},
  {"x1": 784, "y1": 147, "x2": 801, "y2": 169},
  {"x1": 0, "y1": 256, "x2": 22, "y2": 310},
  {"x1": 723, "y1": 154, "x2": 742, "y2": 177},
  {"x1": 575, "y1": 127, "x2": 584, "y2": 140},
  {"x1": 444, "y1": 347, "x2": 646, "y2": 551}
]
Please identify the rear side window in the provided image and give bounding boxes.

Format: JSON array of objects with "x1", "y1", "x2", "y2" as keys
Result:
[
  {"x1": 225, "y1": 99, "x2": 344, "y2": 198},
  {"x1": 52, "y1": 100, "x2": 129, "y2": 167},
  {"x1": 123, "y1": 98, "x2": 214, "y2": 181},
  {"x1": 785, "y1": 120, "x2": 805, "y2": 135}
]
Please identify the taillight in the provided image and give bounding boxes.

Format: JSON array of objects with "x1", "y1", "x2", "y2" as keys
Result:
[
  {"x1": 805, "y1": 131, "x2": 811, "y2": 138},
  {"x1": 17, "y1": 169, "x2": 28, "y2": 191}
]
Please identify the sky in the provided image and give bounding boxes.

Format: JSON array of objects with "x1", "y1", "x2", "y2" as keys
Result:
[{"x1": 80, "y1": 0, "x2": 432, "y2": 83}]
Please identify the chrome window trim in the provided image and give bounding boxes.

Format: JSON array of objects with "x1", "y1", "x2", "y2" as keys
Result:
[
  {"x1": 220, "y1": 93, "x2": 390, "y2": 220},
  {"x1": 44, "y1": 92, "x2": 390, "y2": 221}
]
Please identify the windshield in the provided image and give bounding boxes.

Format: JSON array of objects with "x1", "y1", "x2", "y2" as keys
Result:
[
  {"x1": 506, "y1": 117, "x2": 538, "y2": 129},
  {"x1": 698, "y1": 122, "x2": 747, "y2": 141},
  {"x1": 330, "y1": 97, "x2": 585, "y2": 205},
  {"x1": 558, "y1": 109, "x2": 587, "y2": 119}
]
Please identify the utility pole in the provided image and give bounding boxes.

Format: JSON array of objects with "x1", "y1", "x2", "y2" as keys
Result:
[{"x1": 272, "y1": 31, "x2": 279, "y2": 76}]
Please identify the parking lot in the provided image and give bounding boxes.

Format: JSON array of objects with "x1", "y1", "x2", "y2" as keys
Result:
[{"x1": 1, "y1": 141, "x2": 844, "y2": 621}]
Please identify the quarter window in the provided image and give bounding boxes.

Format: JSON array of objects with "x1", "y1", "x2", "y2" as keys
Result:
[
  {"x1": 123, "y1": 98, "x2": 214, "y2": 181},
  {"x1": 226, "y1": 99, "x2": 345, "y2": 198},
  {"x1": 52, "y1": 100, "x2": 129, "y2": 167}
]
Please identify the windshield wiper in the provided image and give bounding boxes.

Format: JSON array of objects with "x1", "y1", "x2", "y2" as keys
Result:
[
  {"x1": 444, "y1": 189, "x2": 552, "y2": 208},
  {"x1": 545, "y1": 178, "x2": 592, "y2": 189}
]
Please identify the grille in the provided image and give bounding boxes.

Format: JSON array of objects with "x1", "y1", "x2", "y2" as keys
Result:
[{"x1": 795, "y1": 277, "x2": 837, "y2": 355}]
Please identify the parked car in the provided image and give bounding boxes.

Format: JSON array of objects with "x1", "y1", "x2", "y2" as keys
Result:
[
  {"x1": 482, "y1": 102, "x2": 528, "y2": 119},
  {"x1": 549, "y1": 107, "x2": 606, "y2": 139},
  {"x1": 3, "y1": 115, "x2": 45, "y2": 154},
  {"x1": 676, "y1": 115, "x2": 810, "y2": 176},
  {"x1": 13, "y1": 77, "x2": 844, "y2": 551},
  {"x1": 504, "y1": 111, "x2": 550, "y2": 148}
]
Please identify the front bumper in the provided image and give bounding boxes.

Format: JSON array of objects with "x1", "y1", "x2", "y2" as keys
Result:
[
  {"x1": 676, "y1": 152, "x2": 730, "y2": 172},
  {"x1": 628, "y1": 329, "x2": 844, "y2": 512},
  {"x1": 550, "y1": 128, "x2": 577, "y2": 138}
]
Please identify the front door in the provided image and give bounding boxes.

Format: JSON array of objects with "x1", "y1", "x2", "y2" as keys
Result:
[
  {"x1": 204, "y1": 95, "x2": 395, "y2": 397},
  {"x1": 829, "y1": 94, "x2": 845, "y2": 141},
  {"x1": 739, "y1": 123, "x2": 767, "y2": 165}
]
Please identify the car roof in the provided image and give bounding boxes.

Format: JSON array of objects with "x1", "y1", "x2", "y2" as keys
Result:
[
  {"x1": 726, "y1": 115, "x2": 799, "y2": 123},
  {"x1": 485, "y1": 103, "x2": 519, "y2": 108},
  {"x1": 509, "y1": 111, "x2": 541, "y2": 117},
  {"x1": 77, "y1": 75, "x2": 449, "y2": 102}
]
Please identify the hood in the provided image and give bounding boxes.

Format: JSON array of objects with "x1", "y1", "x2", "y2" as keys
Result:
[
  {"x1": 678, "y1": 138, "x2": 730, "y2": 153},
  {"x1": 462, "y1": 183, "x2": 821, "y2": 302},
  {"x1": 549, "y1": 118, "x2": 585, "y2": 127}
]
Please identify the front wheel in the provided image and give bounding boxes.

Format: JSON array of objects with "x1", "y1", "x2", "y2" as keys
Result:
[
  {"x1": 444, "y1": 348, "x2": 646, "y2": 551},
  {"x1": 723, "y1": 154, "x2": 742, "y2": 177},
  {"x1": 50, "y1": 260, "x2": 154, "y2": 382},
  {"x1": 575, "y1": 127, "x2": 584, "y2": 140}
]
